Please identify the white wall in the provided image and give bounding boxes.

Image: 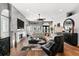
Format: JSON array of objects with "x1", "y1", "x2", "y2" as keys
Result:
[
  {"x1": 10, "y1": 4, "x2": 28, "y2": 47},
  {"x1": 10, "y1": 5, "x2": 27, "y2": 32}
]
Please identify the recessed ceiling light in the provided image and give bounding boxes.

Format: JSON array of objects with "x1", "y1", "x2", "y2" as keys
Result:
[
  {"x1": 26, "y1": 9, "x2": 30, "y2": 12},
  {"x1": 59, "y1": 9, "x2": 63, "y2": 12}
]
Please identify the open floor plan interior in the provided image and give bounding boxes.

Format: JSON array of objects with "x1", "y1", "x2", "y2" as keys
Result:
[{"x1": 0, "y1": 3, "x2": 79, "y2": 56}]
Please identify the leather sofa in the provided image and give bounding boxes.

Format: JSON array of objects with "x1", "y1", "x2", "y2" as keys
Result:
[{"x1": 41, "y1": 35, "x2": 64, "y2": 56}]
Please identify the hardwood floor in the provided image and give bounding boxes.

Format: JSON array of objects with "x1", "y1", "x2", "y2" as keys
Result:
[
  {"x1": 64, "y1": 42, "x2": 79, "y2": 56},
  {"x1": 26, "y1": 48, "x2": 46, "y2": 56},
  {"x1": 10, "y1": 47, "x2": 47, "y2": 56},
  {"x1": 10, "y1": 41, "x2": 79, "y2": 56}
]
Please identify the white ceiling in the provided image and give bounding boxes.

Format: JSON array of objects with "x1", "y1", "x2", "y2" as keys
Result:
[{"x1": 12, "y1": 3, "x2": 79, "y2": 22}]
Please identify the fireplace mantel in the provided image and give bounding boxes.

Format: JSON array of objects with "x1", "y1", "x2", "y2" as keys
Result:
[{"x1": 16, "y1": 29, "x2": 26, "y2": 43}]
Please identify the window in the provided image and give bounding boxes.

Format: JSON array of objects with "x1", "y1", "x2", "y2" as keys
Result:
[{"x1": 1, "y1": 9, "x2": 9, "y2": 38}]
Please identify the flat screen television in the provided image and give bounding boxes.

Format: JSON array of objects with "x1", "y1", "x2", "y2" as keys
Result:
[{"x1": 17, "y1": 18, "x2": 24, "y2": 29}]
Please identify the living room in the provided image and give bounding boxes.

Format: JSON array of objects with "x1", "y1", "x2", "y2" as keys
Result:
[{"x1": 0, "y1": 3, "x2": 79, "y2": 56}]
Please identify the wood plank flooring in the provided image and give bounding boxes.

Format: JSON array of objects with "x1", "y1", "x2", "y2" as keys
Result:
[
  {"x1": 11, "y1": 41, "x2": 79, "y2": 56},
  {"x1": 10, "y1": 47, "x2": 46, "y2": 56},
  {"x1": 64, "y1": 43, "x2": 79, "y2": 56}
]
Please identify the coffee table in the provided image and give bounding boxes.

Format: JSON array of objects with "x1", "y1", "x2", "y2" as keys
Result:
[{"x1": 26, "y1": 48, "x2": 47, "y2": 56}]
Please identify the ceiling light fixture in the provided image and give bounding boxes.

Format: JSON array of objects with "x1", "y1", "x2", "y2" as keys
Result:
[
  {"x1": 59, "y1": 9, "x2": 63, "y2": 12},
  {"x1": 26, "y1": 9, "x2": 30, "y2": 12}
]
